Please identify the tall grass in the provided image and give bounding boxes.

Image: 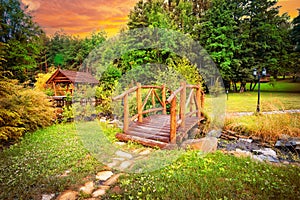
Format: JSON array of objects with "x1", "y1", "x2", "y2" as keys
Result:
[{"x1": 225, "y1": 113, "x2": 300, "y2": 142}]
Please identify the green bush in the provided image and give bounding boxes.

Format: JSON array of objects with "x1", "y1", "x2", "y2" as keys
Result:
[{"x1": 0, "y1": 75, "x2": 55, "y2": 144}]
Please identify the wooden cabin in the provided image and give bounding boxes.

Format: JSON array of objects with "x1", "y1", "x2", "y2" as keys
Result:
[{"x1": 46, "y1": 69, "x2": 99, "y2": 96}]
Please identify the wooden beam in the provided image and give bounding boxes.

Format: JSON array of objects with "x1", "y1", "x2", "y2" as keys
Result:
[
  {"x1": 162, "y1": 84, "x2": 167, "y2": 115},
  {"x1": 196, "y1": 85, "x2": 201, "y2": 118},
  {"x1": 136, "y1": 83, "x2": 143, "y2": 123},
  {"x1": 151, "y1": 89, "x2": 156, "y2": 114},
  {"x1": 112, "y1": 86, "x2": 138, "y2": 101},
  {"x1": 142, "y1": 88, "x2": 153, "y2": 110},
  {"x1": 179, "y1": 82, "x2": 186, "y2": 129},
  {"x1": 123, "y1": 94, "x2": 129, "y2": 132},
  {"x1": 116, "y1": 133, "x2": 168, "y2": 149},
  {"x1": 170, "y1": 97, "x2": 177, "y2": 144}
]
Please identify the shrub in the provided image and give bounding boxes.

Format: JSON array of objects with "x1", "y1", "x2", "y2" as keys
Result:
[{"x1": 0, "y1": 75, "x2": 55, "y2": 144}]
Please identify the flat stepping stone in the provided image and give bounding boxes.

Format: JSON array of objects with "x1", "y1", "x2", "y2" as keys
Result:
[
  {"x1": 96, "y1": 171, "x2": 113, "y2": 181},
  {"x1": 115, "y1": 150, "x2": 133, "y2": 159}
]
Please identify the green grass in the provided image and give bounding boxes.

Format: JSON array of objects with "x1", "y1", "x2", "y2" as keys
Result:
[
  {"x1": 0, "y1": 123, "x2": 104, "y2": 200},
  {"x1": 225, "y1": 92, "x2": 300, "y2": 112},
  {"x1": 104, "y1": 151, "x2": 300, "y2": 200},
  {"x1": 1, "y1": 122, "x2": 300, "y2": 199},
  {"x1": 249, "y1": 79, "x2": 300, "y2": 93}
]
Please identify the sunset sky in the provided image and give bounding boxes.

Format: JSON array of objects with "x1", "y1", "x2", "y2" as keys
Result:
[{"x1": 21, "y1": 0, "x2": 300, "y2": 38}]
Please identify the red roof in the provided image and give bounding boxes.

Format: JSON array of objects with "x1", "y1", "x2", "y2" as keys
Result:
[{"x1": 46, "y1": 69, "x2": 99, "y2": 85}]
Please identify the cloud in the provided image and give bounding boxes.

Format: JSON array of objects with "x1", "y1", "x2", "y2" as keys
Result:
[
  {"x1": 21, "y1": 0, "x2": 41, "y2": 11},
  {"x1": 31, "y1": 0, "x2": 139, "y2": 37},
  {"x1": 278, "y1": 0, "x2": 299, "y2": 18}
]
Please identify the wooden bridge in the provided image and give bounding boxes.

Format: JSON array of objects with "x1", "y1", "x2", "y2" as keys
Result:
[{"x1": 112, "y1": 82, "x2": 205, "y2": 149}]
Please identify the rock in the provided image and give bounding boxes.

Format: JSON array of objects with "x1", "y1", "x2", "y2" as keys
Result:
[
  {"x1": 115, "y1": 142, "x2": 126, "y2": 146},
  {"x1": 111, "y1": 185, "x2": 122, "y2": 194},
  {"x1": 162, "y1": 143, "x2": 178, "y2": 150},
  {"x1": 139, "y1": 149, "x2": 151, "y2": 155},
  {"x1": 99, "y1": 185, "x2": 110, "y2": 190},
  {"x1": 92, "y1": 189, "x2": 106, "y2": 197},
  {"x1": 233, "y1": 149, "x2": 253, "y2": 158},
  {"x1": 79, "y1": 181, "x2": 94, "y2": 195},
  {"x1": 107, "y1": 160, "x2": 120, "y2": 168},
  {"x1": 56, "y1": 190, "x2": 78, "y2": 200},
  {"x1": 119, "y1": 160, "x2": 133, "y2": 170},
  {"x1": 181, "y1": 137, "x2": 218, "y2": 152},
  {"x1": 253, "y1": 148, "x2": 277, "y2": 157},
  {"x1": 96, "y1": 171, "x2": 113, "y2": 181},
  {"x1": 238, "y1": 138, "x2": 253, "y2": 143},
  {"x1": 189, "y1": 128, "x2": 200, "y2": 139},
  {"x1": 207, "y1": 129, "x2": 222, "y2": 138},
  {"x1": 42, "y1": 194, "x2": 55, "y2": 200},
  {"x1": 253, "y1": 148, "x2": 279, "y2": 163},
  {"x1": 104, "y1": 174, "x2": 121, "y2": 186},
  {"x1": 115, "y1": 150, "x2": 133, "y2": 159}
]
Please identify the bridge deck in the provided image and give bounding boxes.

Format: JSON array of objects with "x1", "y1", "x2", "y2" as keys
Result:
[{"x1": 116, "y1": 114, "x2": 204, "y2": 148}]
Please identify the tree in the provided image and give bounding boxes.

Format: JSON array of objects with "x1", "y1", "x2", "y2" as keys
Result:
[
  {"x1": 291, "y1": 9, "x2": 300, "y2": 52},
  {"x1": 0, "y1": 0, "x2": 44, "y2": 81}
]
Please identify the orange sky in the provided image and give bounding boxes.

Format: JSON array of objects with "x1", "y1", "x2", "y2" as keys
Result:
[{"x1": 22, "y1": 0, "x2": 300, "y2": 38}]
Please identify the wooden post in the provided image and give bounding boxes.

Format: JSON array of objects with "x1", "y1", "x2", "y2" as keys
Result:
[
  {"x1": 136, "y1": 83, "x2": 143, "y2": 122},
  {"x1": 196, "y1": 85, "x2": 201, "y2": 118},
  {"x1": 170, "y1": 97, "x2": 177, "y2": 144},
  {"x1": 151, "y1": 89, "x2": 156, "y2": 114},
  {"x1": 179, "y1": 82, "x2": 186, "y2": 128},
  {"x1": 123, "y1": 94, "x2": 129, "y2": 133},
  {"x1": 201, "y1": 91, "x2": 205, "y2": 117},
  {"x1": 162, "y1": 84, "x2": 167, "y2": 115},
  {"x1": 53, "y1": 81, "x2": 57, "y2": 96}
]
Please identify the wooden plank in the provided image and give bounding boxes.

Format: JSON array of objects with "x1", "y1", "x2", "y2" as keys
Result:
[
  {"x1": 112, "y1": 86, "x2": 138, "y2": 101},
  {"x1": 196, "y1": 87, "x2": 201, "y2": 118},
  {"x1": 125, "y1": 130, "x2": 170, "y2": 143},
  {"x1": 127, "y1": 127, "x2": 170, "y2": 136},
  {"x1": 179, "y1": 82, "x2": 186, "y2": 129},
  {"x1": 170, "y1": 98, "x2": 177, "y2": 144},
  {"x1": 123, "y1": 94, "x2": 129, "y2": 132},
  {"x1": 162, "y1": 84, "x2": 167, "y2": 115},
  {"x1": 141, "y1": 85, "x2": 162, "y2": 89},
  {"x1": 116, "y1": 133, "x2": 168, "y2": 149},
  {"x1": 167, "y1": 86, "x2": 183, "y2": 103},
  {"x1": 151, "y1": 90, "x2": 156, "y2": 114},
  {"x1": 136, "y1": 83, "x2": 143, "y2": 122},
  {"x1": 142, "y1": 88, "x2": 153, "y2": 110}
]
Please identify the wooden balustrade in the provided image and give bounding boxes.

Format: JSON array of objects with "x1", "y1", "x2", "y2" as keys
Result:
[{"x1": 113, "y1": 82, "x2": 204, "y2": 144}]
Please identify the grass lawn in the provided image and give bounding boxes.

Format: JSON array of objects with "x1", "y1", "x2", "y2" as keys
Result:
[
  {"x1": 0, "y1": 123, "x2": 104, "y2": 200},
  {"x1": 104, "y1": 151, "x2": 300, "y2": 200},
  {"x1": 1, "y1": 122, "x2": 300, "y2": 199},
  {"x1": 204, "y1": 80, "x2": 300, "y2": 113},
  {"x1": 225, "y1": 92, "x2": 300, "y2": 113}
]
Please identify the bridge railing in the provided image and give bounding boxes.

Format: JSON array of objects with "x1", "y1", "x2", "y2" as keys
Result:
[
  {"x1": 166, "y1": 82, "x2": 204, "y2": 143},
  {"x1": 113, "y1": 82, "x2": 204, "y2": 144},
  {"x1": 112, "y1": 83, "x2": 167, "y2": 132}
]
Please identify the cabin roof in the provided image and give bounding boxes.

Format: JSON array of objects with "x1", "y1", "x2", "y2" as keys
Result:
[{"x1": 46, "y1": 69, "x2": 99, "y2": 85}]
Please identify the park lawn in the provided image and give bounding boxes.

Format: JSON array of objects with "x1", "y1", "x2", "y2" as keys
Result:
[
  {"x1": 248, "y1": 79, "x2": 300, "y2": 93},
  {"x1": 225, "y1": 92, "x2": 300, "y2": 113},
  {"x1": 105, "y1": 151, "x2": 300, "y2": 200},
  {"x1": 0, "y1": 123, "x2": 105, "y2": 200},
  {"x1": 0, "y1": 122, "x2": 299, "y2": 199}
]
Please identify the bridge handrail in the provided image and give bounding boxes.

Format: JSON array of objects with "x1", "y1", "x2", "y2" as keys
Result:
[{"x1": 112, "y1": 82, "x2": 204, "y2": 144}]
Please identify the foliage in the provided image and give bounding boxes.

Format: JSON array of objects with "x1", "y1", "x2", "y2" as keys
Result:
[
  {"x1": 0, "y1": 74, "x2": 54, "y2": 144},
  {"x1": 0, "y1": 0, "x2": 44, "y2": 81},
  {"x1": 291, "y1": 9, "x2": 300, "y2": 52},
  {"x1": 0, "y1": 123, "x2": 104, "y2": 199},
  {"x1": 105, "y1": 151, "x2": 300, "y2": 199},
  {"x1": 45, "y1": 31, "x2": 106, "y2": 71},
  {"x1": 34, "y1": 67, "x2": 56, "y2": 95}
]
